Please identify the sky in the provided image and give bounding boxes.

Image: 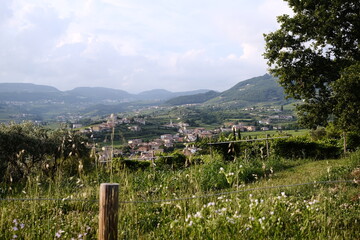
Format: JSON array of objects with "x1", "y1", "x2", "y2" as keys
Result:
[{"x1": 0, "y1": 0, "x2": 293, "y2": 93}]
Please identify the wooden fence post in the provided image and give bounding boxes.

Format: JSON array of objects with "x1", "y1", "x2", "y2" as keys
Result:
[
  {"x1": 266, "y1": 134, "x2": 269, "y2": 158},
  {"x1": 99, "y1": 183, "x2": 119, "y2": 240}
]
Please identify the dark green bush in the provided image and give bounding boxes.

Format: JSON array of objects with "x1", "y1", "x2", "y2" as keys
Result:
[
  {"x1": 155, "y1": 152, "x2": 187, "y2": 170},
  {"x1": 119, "y1": 159, "x2": 151, "y2": 171},
  {"x1": 346, "y1": 132, "x2": 360, "y2": 151},
  {"x1": 272, "y1": 137, "x2": 341, "y2": 159}
]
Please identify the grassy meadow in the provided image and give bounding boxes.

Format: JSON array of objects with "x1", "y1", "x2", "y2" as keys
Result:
[{"x1": 1, "y1": 150, "x2": 359, "y2": 239}]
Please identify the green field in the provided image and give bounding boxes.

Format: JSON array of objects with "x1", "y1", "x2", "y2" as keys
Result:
[{"x1": 1, "y1": 150, "x2": 359, "y2": 239}]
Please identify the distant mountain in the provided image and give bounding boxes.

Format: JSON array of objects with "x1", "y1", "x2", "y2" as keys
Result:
[
  {"x1": 164, "y1": 74, "x2": 285, "y2": 107},
  {"x1": 0, "y1": 83, "x2": 60, "y2": 93},
  {"x1": 65, "y1": 87, "x2": 135, "y2": 102},
  {"x1": 136, "y1": 89, "x2": 210, "y2": 101},
  {"x1": 165, "y1": 90, "x2": 220, "y2": 105},
  {"x1": 207, "y1": 74, "x2": 285, "y2": 105},
  {"x1": 0, "y1": 75, "x2": 287, "y2": 121},
  {"x1": 0, "y1": 83, "x2": 64, "y2": 102}
]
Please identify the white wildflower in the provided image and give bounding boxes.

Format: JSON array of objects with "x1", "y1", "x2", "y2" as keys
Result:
[{"x1": 194, "y1": 212, "x2": 202, "y2": 218}]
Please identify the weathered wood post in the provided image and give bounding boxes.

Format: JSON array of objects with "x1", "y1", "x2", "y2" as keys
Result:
[
  {"x1": 343, "y1": 131, "x2": 347, "y2": 154},
  {"x1": 266, "y1": 134, "x2": 270, "y2": 158},
  {"x1": 99, "y1": 183, "x2": 119, "y2": 240}
]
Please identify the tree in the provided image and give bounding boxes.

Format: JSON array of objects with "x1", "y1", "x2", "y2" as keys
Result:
[
  {"x1": 264, "y1": 0, "x2": 360, "y2": 129},
  {"x1": 332, "y1": 63, "x2": 360, "y2": 132}
]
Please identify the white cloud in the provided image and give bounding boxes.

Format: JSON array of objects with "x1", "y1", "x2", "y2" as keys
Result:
[{"x1": 0, "y1": 0, "x2": 292, "y2": 93}]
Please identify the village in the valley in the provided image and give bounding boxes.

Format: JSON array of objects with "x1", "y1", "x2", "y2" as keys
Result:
[{"x1": 73, "y1": 108, "x2": 294, "y2": 162}]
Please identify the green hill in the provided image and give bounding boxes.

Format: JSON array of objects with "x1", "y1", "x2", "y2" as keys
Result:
[
  {"x1": 165, "y1": 74, "x2": 286, "y2": 107},
  {"x1": 207, "y1": 74, "x2": 285, "y2": 106},
  {"x1": 165, "y1": 90, "x2": 220, "y2": 105}
]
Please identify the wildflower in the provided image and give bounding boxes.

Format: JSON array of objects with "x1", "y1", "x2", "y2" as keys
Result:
[
  {"x1": 207, "y1": 202, "x2": 215, "y2": 207},
  {"x1": 78, "y1": 233, "x2": 83, "y2": 238},
  {"x1": 12, "y1": 235, "x2": 17, "y2": 239},
  {"x1": 270, "y1": 211, "x2": 274, "y2": 215},
  {"x1": 249, "y1": 194, "x2": 253, "y2": 198},
  {"x1": 227, "y1": 217, "x2": 235, "y2": 224},
  {"x1": 194, "y1": 212, "x2": 202, "y2": 218},
  {"x1": 188, "y1": 221, "x2": 193, "y2": 227},
  {"x1": 281, "y1": 192, "x2": 286, "y2": 197},
  {"x1": 12, "y1": 226, "x2": 18, "y2": 231},
  {"x1": 20, "y1": 223, "x2": 25, "y2": 229},
  {"x1": 219, "y1": 167, "x2": 224, "y2": 171},
  {"x1": 12, "y1": 219, "x2": 18, "y2": 225},
  {"x1": 55, "y1": 230, "x2": 65, "y2": 238}
]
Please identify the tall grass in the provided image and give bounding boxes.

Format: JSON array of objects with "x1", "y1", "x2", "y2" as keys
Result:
[{"x1": 1, "y1": 152, "x2": 359, "y2": 239}]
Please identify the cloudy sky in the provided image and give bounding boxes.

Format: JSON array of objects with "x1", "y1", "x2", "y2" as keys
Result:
[{"x1": 0, "y1": 0, "x2": 292, "y2": 93}]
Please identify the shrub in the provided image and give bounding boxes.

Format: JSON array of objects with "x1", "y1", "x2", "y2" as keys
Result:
[
  {"x1": 272, "y1": 137, "x2": 341, "y2": 160},
  {"x1": 155, "y1": 152, "x2": 187, "y2": 170},
  {"x1": 346, "y1": 132, "x2": 360, "y2": 151},
  {"x1": 117, "y1": 159, "x2": 151, "y2": 171}
]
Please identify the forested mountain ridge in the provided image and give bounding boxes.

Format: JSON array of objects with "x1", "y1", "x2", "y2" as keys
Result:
[
  {"x1": 164, "y1": 90, "x2": 220, "y2": 105},
  {"x1": 209, "y1": 74, "x2": 285, "y2": 104},
  {"x1": 0, "y1": 74, "x2": 287, "y2": 120},
  {"x1": 165, "y1": 74, "x2": 286, "y2": 106},
  {"x1": 0, "y1": 84, "x2": 209, "y2": 103}
]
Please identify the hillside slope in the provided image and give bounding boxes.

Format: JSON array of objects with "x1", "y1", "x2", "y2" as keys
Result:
[{"x1": 209, "y1": 74, "x2": 285, "y2": 105}]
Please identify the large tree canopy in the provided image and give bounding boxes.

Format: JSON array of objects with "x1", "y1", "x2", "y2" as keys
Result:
[{"x1": 264, "y1": 0, "x2": 360, "y2": 129}]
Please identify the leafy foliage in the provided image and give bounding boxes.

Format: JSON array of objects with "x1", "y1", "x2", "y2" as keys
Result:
[
  {"x1": 264, "y1": 0, "x2": 360, "y2": 129},
  {"x1": 332, "y1": 62, "x2": 360, "y2": 132}
]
